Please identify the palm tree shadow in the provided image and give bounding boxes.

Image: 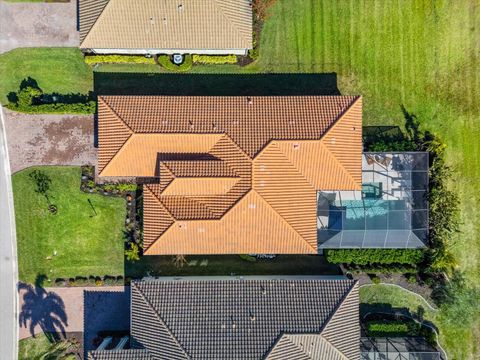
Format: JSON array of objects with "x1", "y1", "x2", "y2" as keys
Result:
[{"x1": 18, "y1": 274, "x2": 68, "y2": 342}]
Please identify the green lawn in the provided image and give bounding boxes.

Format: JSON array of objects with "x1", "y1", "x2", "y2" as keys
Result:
[
  {"x1": 13, "y1": 166, "x2": 126, "y2": 284},
  {"x1": 0, "y1": 48, "x2": 92, "y2": 104}
]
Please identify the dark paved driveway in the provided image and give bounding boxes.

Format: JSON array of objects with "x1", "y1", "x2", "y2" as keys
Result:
[
  {"x1": 3, "y1": 108, "x2": 96, "y2": 173},
  {"x1": 0, "y1": 0, "x2": 79, "y2": 54}
]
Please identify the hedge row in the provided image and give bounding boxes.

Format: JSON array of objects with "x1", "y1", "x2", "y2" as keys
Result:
[
  {"x1": 7, "y1": 101, "x2": 96, "y2": 114},
  {"x1": 54, "y1": 275, "x2": 125, "y2": 287},
  {"x1": 324, "y1": 249, "x2": 424, "y2": 266},
  {"x1": 84, "y1": 55, "x2": 156, "y2": 65},
  {"x1": 157, "y1": 54, "x2": 192, "y2": 72},
  {"x1": 365, "y1": 320, "x2": 411, "y2": 337},
  {"x1": 192, "y1": 54, "x2": 237, "y2": 64}
]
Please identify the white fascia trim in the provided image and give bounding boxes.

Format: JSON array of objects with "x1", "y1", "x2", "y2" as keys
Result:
[{"x1": 84, "y1": 48, "x2": 249, "y2": 55}]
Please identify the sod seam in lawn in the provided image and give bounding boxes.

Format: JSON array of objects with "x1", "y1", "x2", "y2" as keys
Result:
[{"x1": 13, "y1": 166, "x2": 125, "y2": 284}]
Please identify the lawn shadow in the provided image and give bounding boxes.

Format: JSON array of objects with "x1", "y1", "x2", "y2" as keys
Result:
[
  {"x1": 18, "y1": 274, "x2": 68, "y2": 342},
  {"x1": 83, "y1": 289, "x2": 131, "y2": 356},
  {"x1": 93, "y1": 72, "x2": 340, "y2": 96}
]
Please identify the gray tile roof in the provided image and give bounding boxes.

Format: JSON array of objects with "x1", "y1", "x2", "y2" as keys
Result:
[
  {"x1": 88, "y1": 349, "x2": 153, "y2": 360},
  {"x1": 89, "y1": 277, "x2": 359, "y2": 360}
]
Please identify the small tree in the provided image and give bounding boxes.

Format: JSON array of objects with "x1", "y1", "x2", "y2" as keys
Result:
[
  {"x1": 17, "y1": 86, "x2": 43, "y2": 108},
  {"x1": 172, "y1": 255, "x2": 187, "y2": 268},
  {"x1": 29, "y1": 169, "x2": 52, "y2": 207},
  {"x1": 125, "y1": 242, "x2": 140, "y2": 262},
  {"x1": 39, "y1": 337, "x2": 80, "y2": 360}
]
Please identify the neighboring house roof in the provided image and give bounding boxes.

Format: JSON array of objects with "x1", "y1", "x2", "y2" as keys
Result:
[
  {"x1": 97, "y1": 95, "x2": 363, "y2": 254},
  {"x1": 89, "y1": 277, "x2": 360, "y2": 360},
  {"x1": 79, "y1": 0, "x2": 252, "y2": 50},
  {"x1": 89, "y1": 349, "x2": 153, "y2": 360}
]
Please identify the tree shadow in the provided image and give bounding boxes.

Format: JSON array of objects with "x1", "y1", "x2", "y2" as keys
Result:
[
  {"x1": 18, "y1": 274, "x2": 68, "y2": 342},
  {"x1": 93, "y1": 72, "x2": 340, "y2": 96}
]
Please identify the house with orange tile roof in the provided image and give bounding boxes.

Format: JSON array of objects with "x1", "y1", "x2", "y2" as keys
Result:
[
  {"x1": 79, "y1": 0, "x2": 252, "y2": 55},
  {"x1": 97, "y1": 95, "x2": 428, "y2": 254}
]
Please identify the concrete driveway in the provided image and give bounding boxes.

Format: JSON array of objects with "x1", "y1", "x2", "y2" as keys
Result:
[
  {"x1": 0, "y1": 0, "x2": 79, "y2": 54},
  {"x1": 3, "y1": 108, "x2": 96, "y2": 173}
]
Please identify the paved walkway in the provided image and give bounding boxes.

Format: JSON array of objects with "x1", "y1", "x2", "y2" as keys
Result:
[
  {"x1": 0, "y1": 103, "x2": 18, "y2": 360},
  {"x1": 0, "y1": 0, "x2": 79, "y2": 54},
  {"x1": 18, "y1": 285, "x2": 130, "y2": 343},
  {"x1": 3, "y1": 108, "x2": 96, "y2": 173}
]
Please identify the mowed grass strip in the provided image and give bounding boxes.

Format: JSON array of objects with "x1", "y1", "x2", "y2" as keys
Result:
[
  {"x1": 0, "y1": 48, "x2": 93, "y2": 104},
  {"x1": 13, "y1": 166, "x2": 125, "y2": 284}
]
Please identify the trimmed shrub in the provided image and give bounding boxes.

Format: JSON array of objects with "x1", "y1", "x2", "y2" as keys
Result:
[
  {"x1": 84, "y1": 55, "x2": 156, "y2": 65},
  {"x1": 239, "y1": 254, "x2": 257, "y2": 262},
  {"x1": 117, "y1": 183, "x2": 137, "y2": 192},
  {"x1": 7, "y1": 85, "x2": 95, "y2": 114},
  {"x1": 192, "y1": 54, "x2": 237, "y2": 64},
  {"x1": 365, "y1": 321, "x2": 411, "y2": 337},
  {"x1": 157, "y1": 54, "x2": 192, "y2": 72},
  {"x1": 324, "y1": 249, "x2": 424, "y2": 266}
]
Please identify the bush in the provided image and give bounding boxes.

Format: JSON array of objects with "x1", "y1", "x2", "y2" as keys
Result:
[
  {"x1": 125, "y1": 242, "x2": 140, "y2": 262},
  {"x1": 239, "y1": 254, "x2": 257, "y2": 262},
  {"x1": 192, "y1": 54, "x2": 237, "y2": 64},
  {"x1": 7, "y1": 83, "x2": 95, "y2": 114},
  {"x1": 103, "y1": 275, "x2": 117, "y2": 286},
  {"x1": 84, "y1": 55, "x2": 156, "y2": 65},
  {"x1": 17, "y1": 86, "x2": 42, "y2": 107},
  {"x1": 157, "y1": 54, "x2": 192, "y2": 72},
  {"x1": 117, "y1": 183, "x2": 137, "y2": 192},
  {"x1": 325, "y1": 249, "x2": 424, "y2": 266},
  {"x1": 365, "y1": 320, "x2": 411, "y2": 337}
]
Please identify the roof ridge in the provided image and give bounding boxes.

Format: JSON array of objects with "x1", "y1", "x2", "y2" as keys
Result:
[
  {"x1": 214, "y1": 0, "x2": 252, "y2": 45},
  {"x1": 132, "y1": 282, "x2": 190, "y2": 359},
  {"x1": 319, "y1": 281, "x2": 359, "y2": 359},
  {"x1": 320, "y1": 96, "x2": 363, "y2": 189},
  {"x1": 320, "y1": 281, "x2": 357, "y2": 333},
  {"x1": 252, "y1": 189, "x2": 317, "y2": 253},
  {"x1": 97, "y1": 96, "x2": 134, "y2": 176},
  {"x1": 99, "y1": 96, "x2": 135, "y2": 133},
  {"x1": 254, "y1": 143, "x2": 317, "y2": 251},
  {"x1": 319, "y1": 140, "x2": 360, "y2": 189},
  {"x1": 79, "y1": 0, "x2": 112, "y2": 47},
  {"x1": 325, "y1": 96, "x2": 361, "y2": 132},
  {"x1": 318, "y1": 335, "x2": 350, "y2": 360}
]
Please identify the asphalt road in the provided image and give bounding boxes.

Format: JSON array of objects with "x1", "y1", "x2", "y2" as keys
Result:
[{"x1": 0, "y1": 106, "x2": 18, "y2": 359}]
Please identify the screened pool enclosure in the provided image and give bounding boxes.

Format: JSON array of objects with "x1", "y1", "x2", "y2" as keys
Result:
[{"x1": 318, "y1": 152, "x2": 429, "y2": 248}]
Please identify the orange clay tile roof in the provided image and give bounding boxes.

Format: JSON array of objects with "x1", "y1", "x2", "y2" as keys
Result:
[
  {"x1": 79, "y1": 0, "x2": 252, "y2": 50},
  {"x1": 97, "y1": 95, "x2": 363, "y2": 254}
]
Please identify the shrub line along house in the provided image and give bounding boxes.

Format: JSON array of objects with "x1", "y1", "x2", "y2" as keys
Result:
[
  {"x1": 78, "y1": 0, "x2": 253, "y2": 55},
  {"x1": 97, "y1": 95, "x2": 428, "y2": 255}
]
